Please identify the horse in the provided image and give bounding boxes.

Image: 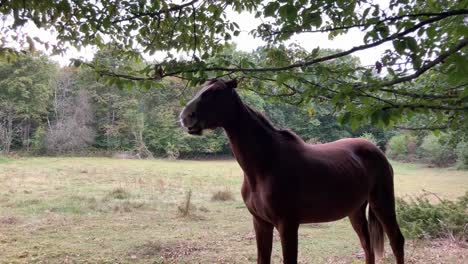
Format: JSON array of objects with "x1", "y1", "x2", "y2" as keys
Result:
[{"x1": 179, "y1": 79, "x2": 404, "y2": 264}]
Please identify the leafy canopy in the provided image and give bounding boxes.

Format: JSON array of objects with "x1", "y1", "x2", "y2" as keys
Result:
[{"x1": 0, "y1": 0, "x2": 467, "y2": 129}]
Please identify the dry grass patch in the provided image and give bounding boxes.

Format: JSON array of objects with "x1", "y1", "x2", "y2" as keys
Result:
[
  {"x1": 128, "y1": 240, "x2": 207, "y2": 261},
  {"x1": 0, "y1": 216, "x2": 20, "y2": 225},
  {"x1": 103, "y1": 187, "x2": 131, "y2": 200}
]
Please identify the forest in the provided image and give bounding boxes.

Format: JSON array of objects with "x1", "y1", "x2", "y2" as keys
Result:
[{"x1": 0, "y1": 48, "x2": 372, "y2": 156}]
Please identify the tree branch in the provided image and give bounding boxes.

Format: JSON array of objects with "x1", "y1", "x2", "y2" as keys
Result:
[
  {"x1": 192, "y1": 4, "x2": 197, "y2": 59},
  {"x1": 261, "y1": 9, "x2": 468, "y2": 37},
  {"x1": 375, "y1": 38, "x2": 468, "y2": 88},
  {"x1": 382, "y1": 103, "x2": 468, "y2": 111},
  {"x1": 378, "y1": 87, "x2": 462, "y2": 100},
  {"x1": 162, "y1": 12, "x2": 462, "y2": 76},
  {"x1": 395, "y1": 125, "x2": 449, "y2": 130},
  {"x1": 111, "y1": 0, "x2": 200, "y2": 24}
]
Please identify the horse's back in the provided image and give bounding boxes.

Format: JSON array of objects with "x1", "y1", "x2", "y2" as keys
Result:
[{"x1": 308, "y1": 138, "x2": 387, "y2": 165}]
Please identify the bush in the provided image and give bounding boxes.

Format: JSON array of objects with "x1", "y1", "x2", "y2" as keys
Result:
[
  {"x1": 386, "y1": 134, "x2": 418, "y2": 160},
  {"x1": 455, "y1": 141, "x2": 468, "y2": 170},
  {"x1": 165, "y1": 143, "x2": 180, "y2": 160},
  {"x1": 30, "y1": 126, "x2": 46, "y2": 153},
  {"x1": 104, "y1": 188, "x2": 131, "y2": 200},
  {"x1": 396, "y1": 192, "x2": 468, "y2": 240},
  {"x1": 419, "y1": 133, "x2": 456, "y2": 167}
]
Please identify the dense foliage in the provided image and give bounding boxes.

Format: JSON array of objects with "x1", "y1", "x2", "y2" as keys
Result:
[
  {"x1": 0, "y1": 0, "x2": 466, "y2": 130},
  {"x1": 0, "y1": 54, "x2": 57, "y2": 153},
  {"x1": 385, "y1": 130, "x2": 468, "y2": 167},
  {"x1": 397, "y1": 192, "x2": 468, "y2": 239},
  {"x1": 419, "y1": 133, "x2": 456, "y2": 167},
  {"x1": 386, "y1": 133, "x2": 418, "y2": 160}
]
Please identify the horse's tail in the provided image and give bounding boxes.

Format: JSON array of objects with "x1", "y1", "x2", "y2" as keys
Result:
[{"x1": 369, "y1": 207, "x2": 384, "y2": 258}]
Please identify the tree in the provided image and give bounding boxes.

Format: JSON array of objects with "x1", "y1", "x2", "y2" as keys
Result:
[
  {"x1": 0, "y1": 53, "x2": 57, "y2": 153},
  {"x1": 45, "y1": 89, "x2": 96, "y2": 153},
  {"x1": 0, "y1": 0, "x2": 466, "y2": 130},
  {"x1": 1, "y1": 1, "x2": 467, "y2": 130}
]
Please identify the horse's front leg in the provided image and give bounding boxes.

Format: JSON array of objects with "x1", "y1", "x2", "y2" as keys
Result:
[
  {"x1": 278, "y1": 221, "x2": 299, "y2": 264},
  {"x1": 253, "y1": 216, "x2": 274, "y2": 264}
]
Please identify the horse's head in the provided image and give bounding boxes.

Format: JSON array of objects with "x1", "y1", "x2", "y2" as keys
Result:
[{"x1": 179, "y1": 79, "x2": 238, "y2": 135}]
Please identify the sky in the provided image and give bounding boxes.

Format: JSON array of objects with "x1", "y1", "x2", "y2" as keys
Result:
[{"x1": 13, "y1": 2, "x2": 392, "y2": 68}]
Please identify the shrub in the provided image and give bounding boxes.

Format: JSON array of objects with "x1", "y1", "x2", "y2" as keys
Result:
[
  {"x1": 386, "y1": 134, "x2": 418, "y2": 160},
  {"x1": 455, "y1": 141, "x2": 468, "y2": 170},
  {"x1": 165, "y1": 143, "x2": 180, "y2": 160},
  {"x1": 419, "y1": 133, "x2": 456, "y2": 167},
  {"x1": 104, "y1": 188, "x2": 131, "y2": 200},
  {"x1": 30, "y1": 126, "x2": 46, "y2": 153},
  {"x1": 396, "y1": 192, "x2": 468, "y2": 240},
  {"x1": 211, "y1": 189, "x2": 234, "y2": 201}
]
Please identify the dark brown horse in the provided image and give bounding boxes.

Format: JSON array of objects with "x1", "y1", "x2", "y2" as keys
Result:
[{"x1": 179, "y1": 79, "x2": 404, "y2": 264}]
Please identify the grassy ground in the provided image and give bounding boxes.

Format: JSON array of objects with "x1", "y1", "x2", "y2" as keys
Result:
[{"x1": 0, "y1": 157, "x2": 467, "y2": 263}]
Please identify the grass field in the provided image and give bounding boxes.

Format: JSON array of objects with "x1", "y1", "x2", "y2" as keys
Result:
[{"x1": 0, "y1": 157, "x2": 467, "y2": 263}]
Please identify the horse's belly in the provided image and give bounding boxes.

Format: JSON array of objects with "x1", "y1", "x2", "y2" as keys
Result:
[{"x1": 297, "y1": 188, "x2": 368, "y2": 223}]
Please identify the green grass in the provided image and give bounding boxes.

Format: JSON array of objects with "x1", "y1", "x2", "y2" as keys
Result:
[
  {"x1": 0, "y1": 155, "x2": 11, "y2": 164},
  {"x1": 0, "y1": 157, "x2": 467, "y2": 263}
]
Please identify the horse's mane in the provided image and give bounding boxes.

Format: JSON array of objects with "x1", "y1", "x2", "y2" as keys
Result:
[{"x1": 244, "y1": 104, "x2": 303, "y2": 142}]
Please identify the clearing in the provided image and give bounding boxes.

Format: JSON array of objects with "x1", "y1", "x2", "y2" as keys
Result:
[{"x1": 0, "y1": 157, "x2": 467, "y2": 263}]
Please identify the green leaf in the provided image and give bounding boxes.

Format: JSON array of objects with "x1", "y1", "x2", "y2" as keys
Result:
[
  {"x1": 276, "y1": 72, "x2": 291, "y2": 86},
  {"x1": 279, "y1": 4, "x2": 297, "y2": 22},
  {"x1": 306, "y1": 12, "x2": 322, "y2": 28},
  {"x1": 339, "y1": 112, "x2": 351, "y2": 124},
  {"x1": 404, "y1": 37, "x2": 418, "y2": 53},
  {"x1": 264, "y1": 2, "x2": 279, "y2": 17},
  {"x1": 311, "y1": 47, "x2": 320, "y2": 58},
  {"x1": 372, "y1": 5, "x2": 380, "y2": 16},
  {"x1": 80, "y1": 24, "x2": 89, "y2": 33},
  {"x1": 393, "y1": 39, "x2": 406, "y2": 54},
  {"x1": 362, "y1": 7, "x2": 371, "y2": 19}
]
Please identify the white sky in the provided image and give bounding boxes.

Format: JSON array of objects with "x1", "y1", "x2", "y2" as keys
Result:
[{"x1": 14, "y1": 2, "x2": 392, "y2": 68}]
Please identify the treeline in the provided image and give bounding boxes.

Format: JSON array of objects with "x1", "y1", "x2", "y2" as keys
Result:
[
  {"x1": 1, "y1": 51, "x2": 466, "y2": 168},
  {"x1": 0, "y1": 51, "x2": 387, "y2": 158}
]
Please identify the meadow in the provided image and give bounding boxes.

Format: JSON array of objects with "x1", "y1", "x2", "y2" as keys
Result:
[{"x1": 0, "y1": 157, "x2": 467, "y2": 263}]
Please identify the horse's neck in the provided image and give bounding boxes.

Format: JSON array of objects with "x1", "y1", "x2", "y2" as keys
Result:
[{"x1": 223, "y1": 104, "x2": 276, "y2": 183}]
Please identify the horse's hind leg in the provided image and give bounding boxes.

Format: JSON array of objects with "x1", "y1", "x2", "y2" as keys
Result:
[
  {"x1": 370, "y1": 192, "x2": 405, "y2": 264},
  {"x1": 349, "y1": 202, "x2": 374, "y2": 264}
]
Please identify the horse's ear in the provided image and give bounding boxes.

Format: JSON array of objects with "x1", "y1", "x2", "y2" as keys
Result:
[{"x1": 225, "y1": 79, "x2": 238, "y2": 89}]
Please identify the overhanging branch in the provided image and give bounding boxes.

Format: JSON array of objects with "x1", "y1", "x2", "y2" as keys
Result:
[
  {"x1": 111, "y1": 0, "x2": 200, "y2": 24},
  {"x1": 162, "y1": 12, "x2": 462, "y2": 76},
  {"x1": 395, "y1": 124, "x2": 449, "y2": 130},
  {"x1": 376, "y1": 38, "x2": 468, "y2": 88},
  {"x1": 262, "y1": 9, "x2": 468, "y2": 37}
]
